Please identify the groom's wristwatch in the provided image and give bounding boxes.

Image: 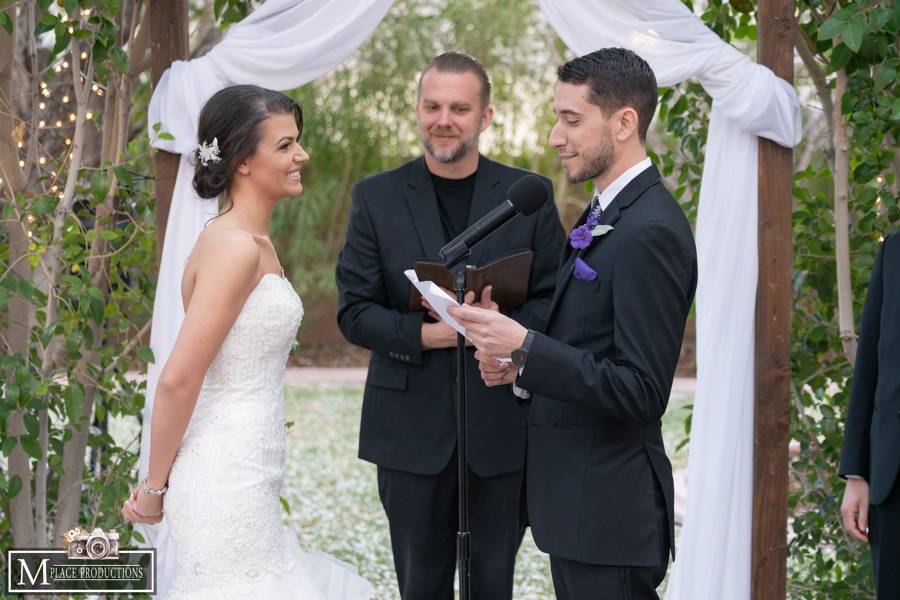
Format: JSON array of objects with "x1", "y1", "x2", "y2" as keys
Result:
[{"x1": 511, "y1": 330, "x2": 535, "y2": 369}]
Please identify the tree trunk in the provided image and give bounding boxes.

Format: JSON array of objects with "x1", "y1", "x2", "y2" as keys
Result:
[
  {"x1": 831, "y1": 69, "x2": 857, "y2": 364},
  {"x1": 1, "y1": 3, "x2": 37, "y2": 551},
  {"x1": 54, "y1": 2, "x2": 142, "y2": 537}
]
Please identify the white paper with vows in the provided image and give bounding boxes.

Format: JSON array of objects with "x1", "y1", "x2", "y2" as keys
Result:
[{"x1": 404, "y1": 269, "x2": 512, "y2": 364}]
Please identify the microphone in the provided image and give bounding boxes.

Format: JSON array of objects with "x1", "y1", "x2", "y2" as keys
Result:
[{"x1": 440, "y1": 174, "x2": 549, "y2": 268}]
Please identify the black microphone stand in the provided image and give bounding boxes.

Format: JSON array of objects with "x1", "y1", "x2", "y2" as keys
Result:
[{"x1": 442, "y1": 245, "x2": 471, "y2": 600}]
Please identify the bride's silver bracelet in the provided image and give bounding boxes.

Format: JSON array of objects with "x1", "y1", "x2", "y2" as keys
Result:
[{"x1": 141, "y1": 477, "x2": 169, "y2": 496}]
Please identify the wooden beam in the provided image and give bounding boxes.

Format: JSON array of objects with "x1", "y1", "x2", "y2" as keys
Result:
[
  {"x1": 753, "y1": 1, "x2": 794, "y2": 599},
  {"x1": 150, "y1": 0, "x2": 189, "y2": 264}
]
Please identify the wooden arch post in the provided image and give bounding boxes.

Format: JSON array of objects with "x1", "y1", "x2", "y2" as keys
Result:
[
  {"x1": 753, "y1": 0, "x2": 794, "y2": 598},
  {"x1": 150, "y1": 0, "x2": 189, "y2": 263}
]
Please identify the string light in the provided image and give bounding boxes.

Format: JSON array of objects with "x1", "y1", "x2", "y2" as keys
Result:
[
  {"x1": 879, "y1": 234, "x2": 885, "y2": 242},
  {"x1": 91, "y1": 84, "x2": 98, "y2": 92},
  {"x1": 38, "y1": 156, "x2": 46, "y2": 165},
  {"x1": 51, "y1": 185, "x2": 58, "y2": 192},
  {"x1": 55, "y1": 120, "x2": 62, "y2": 127},
  {"x1": 96, "y1": 89, "x2": 103, "y2": 97},
  {"x1": 40, "y1": 81, "x2": 47, "y2": 89},
  {"x1": 42, "y1": 89, "x2": 51, "y2": 98},
  {"x1": 62, "y1": 95, "x2": 69, "y2": 103},
  {"x1": 58, "y1": 192, "x2": 64, "y2": 199},
  {"x1": 17, "y1": 141, "x2": 23, "y2": 148},
  {"x1": 62, "y1": 61, "x2": 69, "y2": 68},
  {"x1": 69, "y1": 153, "x2": 73, "y2": 159},
  {"x1": 19, "y1": 160, "x2": 25, "y2": 167},
  {"x1": 38, "y1": 120, "x2": 46, "y2": 128},
  {"x1": 80, "y1": 51, "x2": 88, "y2": 60},
  {"x1": 65, "y1": 138, "x2": 72, "y2": 145},
  {"x1": 50, "y1": 171, "x2": 56, "y2": 177},
  {"x1": 877, "y1": 176, "x2": 884, "y2": 183},
  {"x1": 69, "y1": 113, "x2": 76, "y2": 122},
  {"x1": 38, "y1": 102, "x2": 46, "y2": 109},
  {"x1": 0, "y1": 177, "x2": 3, "y2": 185},
  {"x1": 54, "y1": 65, "x2": 62, "y2": 73},
  {"x1": 26, "y1": 214, "x2": 35, "y2": 224},
  {"x1": 86, "y1": 111, "x2": 93, "y2": 120},
  {"x1": 27, "y1": 230, "x2": 33, "y2": 238},
  {"x1": 80, "y1": 8, "x2": 91, "y2": 16}
]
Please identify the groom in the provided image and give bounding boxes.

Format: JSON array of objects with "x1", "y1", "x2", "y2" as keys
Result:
[{"x1": 449, "y1": 48, "x2": 697, "y2": 599}]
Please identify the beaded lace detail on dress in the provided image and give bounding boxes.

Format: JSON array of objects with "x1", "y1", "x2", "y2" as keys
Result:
[{"x1": 164, "y1": 274, "x2": 303, "y2": 598}]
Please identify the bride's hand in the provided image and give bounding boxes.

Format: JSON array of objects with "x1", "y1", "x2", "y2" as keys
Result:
[{"x1": 122, "y1": 484, "x2": 164, "y2": 525}]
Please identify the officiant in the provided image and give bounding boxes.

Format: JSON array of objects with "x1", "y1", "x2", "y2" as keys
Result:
[{"x1": 335, "y1": 52, "x2": 564, "y2": 600}]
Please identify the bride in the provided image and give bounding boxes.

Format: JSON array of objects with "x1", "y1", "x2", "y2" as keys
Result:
[{"x1": 122, "y1": 84, "x2": 372, "y2": 599}]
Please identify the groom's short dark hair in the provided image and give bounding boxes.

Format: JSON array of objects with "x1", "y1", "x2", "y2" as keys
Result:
[
  {"x1": 418, "y1": 52, "x2": 492, "y2": 108},
  {"x1": 557, "y1": 48, "x2": 657, "y2": 143}
]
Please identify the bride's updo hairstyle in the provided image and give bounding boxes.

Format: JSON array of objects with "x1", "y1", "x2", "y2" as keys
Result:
[{"x1": 191, "y1": 84, "x2": 303, "y2": 199}]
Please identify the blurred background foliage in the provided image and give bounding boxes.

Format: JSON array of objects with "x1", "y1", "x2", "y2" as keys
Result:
[{"x1": 272, "y1": 0, "x2": 570, "y2": 296}]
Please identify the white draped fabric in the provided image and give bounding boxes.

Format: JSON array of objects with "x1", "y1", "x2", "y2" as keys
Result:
[
  {"x1": 139, "y1": 0, "x2": 393, "y2": 593},
  {"x1": 536, "y1": 1, "x2": 801, "y2": 598}
]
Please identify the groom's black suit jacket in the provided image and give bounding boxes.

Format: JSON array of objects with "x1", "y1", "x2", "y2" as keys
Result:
[
  {"x1": 336, "y1": 155, "x2": 564, "y2": 477},
  {"x1": 517, "y1": 165, "x2": 697, "y2": 566},
  {"x1": 840, "y1": 231, "x2": 900, "y2": 506}
]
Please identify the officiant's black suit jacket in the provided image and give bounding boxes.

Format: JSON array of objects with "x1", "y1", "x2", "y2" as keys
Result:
[
  {"x1": 840, "y1": 231, "x2": 900, "y2": 506},
  {"x1": 517, "y1": 165, "x2": 697, "y2": 566},
  {"x1": 336, "y1": 155, "x2": 564, "y2": 477}
]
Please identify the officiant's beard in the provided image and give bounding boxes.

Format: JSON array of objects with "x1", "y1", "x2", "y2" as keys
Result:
[
  {"x1": 566, "y1": 127, "x2": 615, "y2": 184},
  {"x1": 422, "y1": 129, "x2": 480, "y2": 163}
]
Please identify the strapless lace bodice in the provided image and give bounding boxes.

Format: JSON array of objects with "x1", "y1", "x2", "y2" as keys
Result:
[{"x1": 181, "y1": 273, "x2": 303, "y2": 449}]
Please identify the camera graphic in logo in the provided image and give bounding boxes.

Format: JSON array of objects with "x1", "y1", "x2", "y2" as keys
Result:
[{"x1": 63, "y1": 527, "x2": 120, "y2": 560}]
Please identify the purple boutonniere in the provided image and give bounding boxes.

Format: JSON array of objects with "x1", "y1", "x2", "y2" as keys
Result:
[
  {"x1": 568, "y1": 212, "x2": 614, "y2": 281},
  {"x1": 568, "y1": 224, "x2": 593, "y2": 249},
  {"x1": 568, "y1": 217, "x2": 614, "y2": 253}
]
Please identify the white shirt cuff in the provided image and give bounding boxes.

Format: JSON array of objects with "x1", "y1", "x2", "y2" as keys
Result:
[{"x1": 512, "y1": 367, "x2": 530, "y2": 399}]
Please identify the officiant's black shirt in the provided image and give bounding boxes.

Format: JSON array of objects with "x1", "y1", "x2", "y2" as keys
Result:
[{"x1": 430, "y1": 170, "x2": 476, "y2": 243}]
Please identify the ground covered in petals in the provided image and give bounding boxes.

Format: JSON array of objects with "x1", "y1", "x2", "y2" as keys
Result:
[{"x1": 282, "y1": 384, "x2": 690, "y2": 599}]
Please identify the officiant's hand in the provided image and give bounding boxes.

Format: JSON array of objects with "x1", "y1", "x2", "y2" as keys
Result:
[
  {"x1": 474, "y1": 350, "x2": 517, "y2": 386},
  {"x1": 421, "y1": 285, "x2": 497, "y2": 318},
  {"x1": 447, "y1": 303, "x2": 527, "y2": 357},
  {"x1": 422, "y1": 320, "x2": 458, "y2": 349},
  {"x1": 422, "y1": 287, "x2": 496, "y2": 350},
  {"x1": 464, "y1": 286, "x2": 498, "y2": 312},
  {"x1": 122, "y1": 484, "x2": 164, "y2": 525}
]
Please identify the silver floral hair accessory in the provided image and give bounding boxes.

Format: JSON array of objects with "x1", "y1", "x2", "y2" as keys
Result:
[{"x1": 197, "y1": 137, "x2": 221, "y2": 167}]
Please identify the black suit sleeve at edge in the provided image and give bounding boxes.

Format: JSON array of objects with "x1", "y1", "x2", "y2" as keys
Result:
[
  {"x1": 517, "y1": 222, "x2": 694, "y2": 424},
  {"x1": 839, "y1": 234, "x2": 888, "y2": 479},
  {"x1": 336, "y1": 183, "x2": 426, "y2": 365},
  {"x1": 507, "y1": 184, "x2": 565, "y2": 331}
]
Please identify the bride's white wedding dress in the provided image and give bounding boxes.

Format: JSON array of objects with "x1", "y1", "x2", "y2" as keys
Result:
[{"x1": 163, "y1": 273, "x2": 371, "y2": 599}]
